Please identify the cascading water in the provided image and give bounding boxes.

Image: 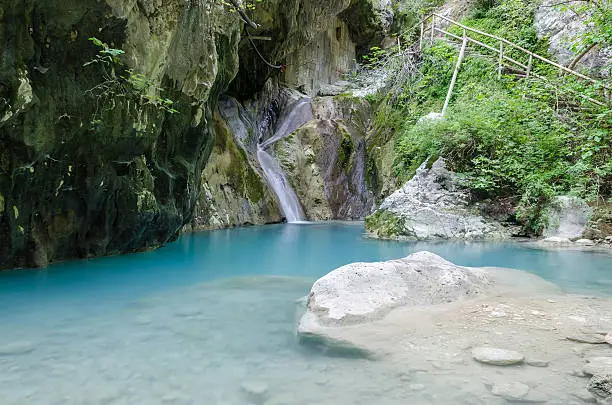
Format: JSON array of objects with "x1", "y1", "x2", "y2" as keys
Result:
[{"x1": 257, "y1": 98, "x2": 313, "y2": 223}]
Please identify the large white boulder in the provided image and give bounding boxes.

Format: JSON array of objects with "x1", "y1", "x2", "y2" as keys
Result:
[
  {"x1": 297, "y1": 251, "x2": 490, "y2": 357},
  {"x1": 301, "y1": 251, "x2": 489, "y2": 327}
]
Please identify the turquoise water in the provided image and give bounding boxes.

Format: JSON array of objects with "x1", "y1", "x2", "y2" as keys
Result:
[{"x1": 1, "y1": 222, "x2": 611, "y2": 404}]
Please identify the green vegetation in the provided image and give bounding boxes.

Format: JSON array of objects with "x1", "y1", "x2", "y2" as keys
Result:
[
  {"x1": 214, "y1": 115, "x2": 265, "y2": 204},
  {"x1": 364, "y1": 210, "x2": 404, "y2": 238},
  {"x1": 366, "y1": 0, "x2": 611, "y2": 234},
  {"x1": 337, "y1": 130, "x2": 354, "y2": 170},
  {"x1": 84, "y1": 37, "x2": 178, "y2": 126}
]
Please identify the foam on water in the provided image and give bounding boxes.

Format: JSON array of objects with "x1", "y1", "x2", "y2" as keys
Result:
[{"x1": 0, "y1": 222, "x2": 611, "y2": 404}]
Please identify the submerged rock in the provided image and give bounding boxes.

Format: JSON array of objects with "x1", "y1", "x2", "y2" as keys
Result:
[
  {"x1": 526, "y1": 359, "x2": 550, "y2": 368},
  {"x1": 567, "y1": 334, "x2": 607, "y2": 344},
  {"x1": 588, "y1": 375, "x2": 612, "y2": 403},
  {"x1": 0, "y1": 341, "x2": 36, "y2": 356},
  {"x1": 490, "y1": 381, "x2": 530, "y2": 400},
  {"x1": 583, "y1": 358, "x2": 612, "y2": 377},
  {"x1": 241, "y1": 381, "x2": 269, "y2": 405},
  {"x1": 365, "y1": 159, "x2": 512, "y2": 240},
  {"x1": 472, "y1": 347, "x2": 525, "y2": 366}
]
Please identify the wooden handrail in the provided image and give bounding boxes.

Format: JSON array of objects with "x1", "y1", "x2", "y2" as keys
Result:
[{"x1": 398, "y1": 12, "x2": 610, "y2": 102}]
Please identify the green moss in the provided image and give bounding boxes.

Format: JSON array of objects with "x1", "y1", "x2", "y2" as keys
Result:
[
  {"x1": 137, "y1": 190, "x2": 158, "y2": 213},
  {"x1": 213, "y1": 114, "x2": 266, "y2": 204},
  {"x1": 364, "y1": 210, "x2": 403, "y2": 237},
  {"x1": 333, "y1": 92, "x2": 360, "y2": 103},
  {"x1": 239, "y1": 147, "x2": 265, "y2": 204},
  {"x1": 0, "y1": 194, "x2": 4, "y2": 214},
  {"x1": 337, "y1": 129, "x2": 354, "y2": 170}
]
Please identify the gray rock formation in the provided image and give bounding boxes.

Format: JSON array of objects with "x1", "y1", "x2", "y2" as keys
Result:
[
  {"x1": 232, "y1": 0, "x2": 395, "y2": 97},
  {"x1": 365, "y1": 159, "x2": 513, "y2": 240},
  {"x1": 534, "y1": 0, "x2": 611, "y2": 77},
  {"x1": 189, "y1": 82, "x2": 376, "y2": 227},
  {"x1": 543, "y1": 196, "x2": 593, "y2": 239},
  {"x1": 275, "y1": 95, "x2": 375, "y2": 220}
]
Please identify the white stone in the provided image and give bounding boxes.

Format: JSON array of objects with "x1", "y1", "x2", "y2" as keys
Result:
[
  {"x1": 567, "y1": 333, "x2": 607, "y2": 344},
  {"x1": 526, "y1": 359, "x2": 549, "y2": 367},
  {"x1": 472, "y1": 347, "x2": 524, "y2": 366},
  {"x1": 606, "y1": 334, "x2": 612, "y2": 345},
  {"x1": 417, "y1": 112, "x2": 444, "y2": 124},
  {"x1": 491, "y1": 310, "x2": 507, "y2": 318},
  {"x1": 0, "y1": 342, "x2": 36, "y2": 356},
  {"x1": 541, "y1": 236, "x2": 573, "y2": 245},
  {"x1": 575, "y1": 239, "x2": 596, "y2": 246},
  {"x1": 583, "y1": 357, "x2": 612, "y2": 376},
  {"x1": 241, "y1": 381, "x2": 269, "y2": 404}
]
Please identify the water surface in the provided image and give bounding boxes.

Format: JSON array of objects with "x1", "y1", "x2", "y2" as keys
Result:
[{"x1": 0, "y1": 222, "x2": 611, "y2": 404}]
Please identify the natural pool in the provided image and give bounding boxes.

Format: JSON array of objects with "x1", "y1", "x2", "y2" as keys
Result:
[{"x1": 1, "y1": 222, "x2": 611, "y2": 405}]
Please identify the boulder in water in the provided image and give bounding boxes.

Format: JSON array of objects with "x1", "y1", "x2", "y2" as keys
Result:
[
  {"x1": 300, "y1": 251, "x2": 489, "y2": 327},
  {"x1": 297, "y1": 251, "x2": 490, "y2": 354},
  {"x1": 490, "y1": 381, "x2": 530, "y2": 400}
]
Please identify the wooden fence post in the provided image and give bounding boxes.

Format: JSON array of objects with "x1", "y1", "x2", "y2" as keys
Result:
[
  {"x1": 526, "y1": 54, "x2": 533, "y2": 78},
  {"x1": 420, "y1": 20, "x2": 424, "y2": 51},
  {"x1": 498, "y1": 41, "x2": 504, "y2": 79},
  {"x1": 430, "y1": 15, "x2": 435, "y2": 44},
  {"x1": 442, "y1": 35, "x2": 468, "y2": 117}
]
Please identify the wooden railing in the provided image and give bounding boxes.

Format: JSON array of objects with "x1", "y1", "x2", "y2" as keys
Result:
[{"x1": 399, "y1": 13, "x2": 610, "y2": 111}]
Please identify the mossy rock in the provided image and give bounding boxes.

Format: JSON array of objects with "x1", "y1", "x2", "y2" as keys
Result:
[{"x1": 365, "y1": 209, "x2": 403, "y2": 237}]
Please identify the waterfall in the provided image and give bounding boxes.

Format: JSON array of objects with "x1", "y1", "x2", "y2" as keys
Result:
[{"x1": 257, "y1": 98, "x2": 313, "y2": 223}]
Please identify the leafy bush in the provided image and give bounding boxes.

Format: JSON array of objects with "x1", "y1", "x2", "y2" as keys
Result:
[{"x1": 384, "y1": 0, "x2": 611, "y2": 234}]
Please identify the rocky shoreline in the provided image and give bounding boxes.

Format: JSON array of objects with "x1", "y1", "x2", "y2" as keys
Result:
[{"x1": 297, "y1": 251, "x2": 612, "y2": 404}]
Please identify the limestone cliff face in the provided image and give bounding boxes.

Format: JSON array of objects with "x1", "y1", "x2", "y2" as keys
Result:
[
  {"x1": 189, "y1": 0, "x2": 392, "y2": 229},
  {"x1": 187, "y1": 99, "x2": 282, "y2": 231},
  {"x1": 0, "y1": 0, "x2": 241, "y2": 268},
  {"x1": 0, "y1": 0, "x2": 396, "y2": 268},
  {"x1": 231, "y1": 0, "x2": 394, "y2": 97}
]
